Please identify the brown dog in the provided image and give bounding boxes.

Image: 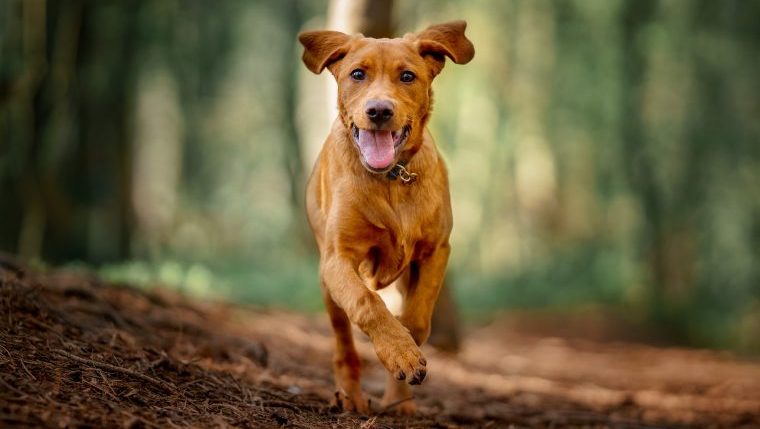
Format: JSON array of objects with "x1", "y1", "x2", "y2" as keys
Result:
[{"x1": 298, "y1": 21, "x2": 474, "y2": 415}]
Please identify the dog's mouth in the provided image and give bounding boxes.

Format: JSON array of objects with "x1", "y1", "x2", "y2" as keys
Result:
[{"x1": 351, "y1": 124, "x2": 411, "y2": 173}]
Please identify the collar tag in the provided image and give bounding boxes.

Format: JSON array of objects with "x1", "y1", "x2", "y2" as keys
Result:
[{"x1": 387, "y1": 162, "x2": 417, "y2": 184}]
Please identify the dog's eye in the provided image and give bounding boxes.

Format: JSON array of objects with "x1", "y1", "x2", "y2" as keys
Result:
[
  {"x1": 400, "y1": 71, "x2": 416, "y2": 83},
  {"x1": 351, "y1": 69, "x2": 366, "y2": 81}
]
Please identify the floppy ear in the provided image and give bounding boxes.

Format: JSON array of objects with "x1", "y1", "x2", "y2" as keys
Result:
[
  {"x1": 298, "y1": 30, "x2": 352, "y2": 74},
  {"x1": 415, "y1": 20, "x2": 475, "y2": 77}
]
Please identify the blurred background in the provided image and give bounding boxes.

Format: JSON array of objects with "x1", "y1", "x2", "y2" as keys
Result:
[{"x1": 1, "y1": 0, "x2": 759, "y2": 353}]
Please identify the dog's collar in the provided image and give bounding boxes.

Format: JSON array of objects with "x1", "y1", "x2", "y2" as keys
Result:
[{"x1": 386, "y1": 161, "x2": 417, "y2": 184}]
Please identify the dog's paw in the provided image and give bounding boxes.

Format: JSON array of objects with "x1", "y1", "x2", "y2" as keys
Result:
[
  {"x1": 331, "y1": 390, "x2": 369, "y2": 414},
  {"x1": 373, "y1": 329, "x2": 427, "y2": 385}
]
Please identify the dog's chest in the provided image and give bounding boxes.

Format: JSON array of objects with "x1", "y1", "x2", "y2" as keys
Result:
[
  {"x1": 360, "y1": 186, "x2": 442, "y2": 289},
  {"x1": 360, "y1": 227, "x2": 417, "y2": 291}
]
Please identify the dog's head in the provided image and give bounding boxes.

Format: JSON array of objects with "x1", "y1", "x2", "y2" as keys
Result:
[{"x1": 299, "y1": 21, "x2": 474, "y2": 173}]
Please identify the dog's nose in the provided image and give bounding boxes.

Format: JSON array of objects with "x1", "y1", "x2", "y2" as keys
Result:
[{"x1": 365, "y1": 99, "x2": 394, "y2": 125}]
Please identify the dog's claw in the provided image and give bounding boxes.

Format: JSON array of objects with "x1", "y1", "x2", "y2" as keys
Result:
[
  {"x1": 374, "y1": 323, "x2": 428, "y2": 386},
  {"x1": 410, "y1": 368, "x2": 427, "y2": 385}
]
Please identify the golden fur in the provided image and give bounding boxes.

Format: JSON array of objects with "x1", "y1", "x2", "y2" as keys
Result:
[{"x1": 298, "y1": 21, "x2": 474, "y2": 415}]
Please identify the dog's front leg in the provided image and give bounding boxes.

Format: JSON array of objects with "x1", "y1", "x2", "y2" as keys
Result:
[
  {"x1": 321, "y1": 255, "x2": 428, "y2": 386},
  {"x1": 382, "y1": 243, "x2": 451, "y2": 414}
]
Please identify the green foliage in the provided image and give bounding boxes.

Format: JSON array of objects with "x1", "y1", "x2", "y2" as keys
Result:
[
  {"x1": 456, "y1": 243, "x2": 633, "y2": 314},
  {"x1": 97, "y1": 256, "x2": 323, "y2": 312}
]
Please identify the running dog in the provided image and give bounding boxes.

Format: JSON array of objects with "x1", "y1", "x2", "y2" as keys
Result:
[{"x1": 298, "y1": 21, "x2": 474, "y2": 415}]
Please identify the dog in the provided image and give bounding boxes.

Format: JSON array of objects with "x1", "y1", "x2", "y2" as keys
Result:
[{"x1": 298, "y1": 21, "x2": 474, "y2": 415}]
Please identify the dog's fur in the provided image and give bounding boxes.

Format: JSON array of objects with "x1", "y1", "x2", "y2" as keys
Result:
[{"x1": 298, "y1": 21, "x2": 474, "y2": 415}]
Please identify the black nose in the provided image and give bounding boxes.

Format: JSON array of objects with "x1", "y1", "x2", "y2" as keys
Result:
[{"x1": 365, "y1": 99, "x2": 394, "y2": 125}]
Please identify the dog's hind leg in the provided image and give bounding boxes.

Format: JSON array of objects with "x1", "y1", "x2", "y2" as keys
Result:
[
  {"x1": 321, "y1": 281, "x2": 368, "y2": 413},
  {"x1": 382, "y1": 244, "x2": 451, "y2": 414},
  {"x1": 397, "y1": 244, "x2": 450, "y2": 347}
]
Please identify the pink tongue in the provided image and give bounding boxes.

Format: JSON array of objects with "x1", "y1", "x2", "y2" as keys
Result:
[{"x1": 357, "y1": 129, "x2": 394, "y2": 169}]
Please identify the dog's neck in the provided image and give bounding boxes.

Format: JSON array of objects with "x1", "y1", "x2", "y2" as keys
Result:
[{"x1": 385, "y1": 161, "x2": 418, "y2": 184}]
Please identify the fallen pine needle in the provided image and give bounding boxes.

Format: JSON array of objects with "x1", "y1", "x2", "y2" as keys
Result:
[
  {"x1": 54, "y1": 348, "x2": 176, "y2": 393},
  {"x1": 381, "y1": 396, "x2": 415, "y2": 413}
]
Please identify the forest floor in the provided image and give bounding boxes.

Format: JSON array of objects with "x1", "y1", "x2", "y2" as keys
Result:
[{"x1": 2, "y1": 257, "x2": 760, "y2": 428}]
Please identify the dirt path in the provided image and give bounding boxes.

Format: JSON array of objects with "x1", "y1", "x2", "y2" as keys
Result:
[{"x1": 1, "y1": 260, "x2": 759, "y2": 428}]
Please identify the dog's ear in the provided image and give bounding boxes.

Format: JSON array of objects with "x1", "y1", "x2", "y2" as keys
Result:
[
  {"x1": 414, "y1": 20, "x2": 475, "y2": 77},
  {"x1": 298, "y1": 30, "x2": 353, "y2": 74}
]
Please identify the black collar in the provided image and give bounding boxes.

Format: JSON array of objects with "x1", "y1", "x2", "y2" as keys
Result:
[{"x1": 386, "y1": 161, "x2": 418, "y2": 184}]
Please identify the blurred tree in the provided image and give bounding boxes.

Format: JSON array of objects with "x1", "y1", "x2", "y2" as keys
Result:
[
  {"x1": 1, "y1": 0, "x2": 139, "y2": 264},
  {"x1": 621, "y1": 0, "x2": 682, "y2": 335},
  {"x1": 281, "y1": 0, "x2": 310, "y2": 249},
  {"x1": 1, "y1": 0, "x2": 758, "y2": 351},
  {"x1": 328, "y1": 0, "x2": 394, "y2": 36}
]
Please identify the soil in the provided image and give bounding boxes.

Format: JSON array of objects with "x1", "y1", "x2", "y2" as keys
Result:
[{"x1": 1, "y1": 256, "x2": 759, "y2": 428}]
